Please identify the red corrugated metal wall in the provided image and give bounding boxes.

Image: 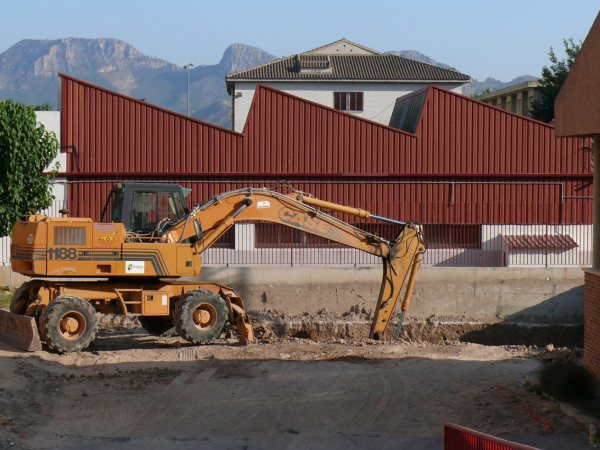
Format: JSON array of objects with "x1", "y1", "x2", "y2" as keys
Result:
[
  {"x1": 418, "y1": 87, "x2": 590, "y2": 176},
  {"x1": 61, "y1": 75, "x2": 244, "y2": 176},
  {"x1": 243, "y1": 86, "x2": 417, "y2": 176},
  {"x1": 60, "y1": 74, "x2": 592, "y2": 225}
]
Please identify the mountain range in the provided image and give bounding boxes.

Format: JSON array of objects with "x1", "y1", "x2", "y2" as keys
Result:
[{"x1": 0, "y1": 38, "x2": 537, "y2": 128}]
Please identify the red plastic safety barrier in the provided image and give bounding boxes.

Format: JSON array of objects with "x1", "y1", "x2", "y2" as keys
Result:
[{"x1": 444, "y1": 423, "x2": 540, "y2": 450}]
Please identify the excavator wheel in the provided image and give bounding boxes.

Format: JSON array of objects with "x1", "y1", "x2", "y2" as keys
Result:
[
  {"x1": 174, "y1": 289, "x2": 228, "y2": 345},
  {"x1": 138, "y1": 316, "x2": 176, "y2": 337},
  {"x1": 39, "y1": 296, "x2": 98, "y2": 353},
  {"x1": 9, "y1": 281, "x2": 35, "y2": 315}
]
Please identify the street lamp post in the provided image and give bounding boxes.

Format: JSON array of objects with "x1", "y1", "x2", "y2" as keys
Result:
[{"x1": 183, "y1": 63, "x2": 194, "y2": 117}]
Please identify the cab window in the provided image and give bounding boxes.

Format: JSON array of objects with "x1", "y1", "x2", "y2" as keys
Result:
[
  {"x1": 101, "y1": 189, "x2": 124, "y2": 223},
  {"x1": 131, "y1": 191, "x2": 186, "y2": 233}
]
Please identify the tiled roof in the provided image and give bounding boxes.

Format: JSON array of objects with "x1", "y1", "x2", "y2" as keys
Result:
[
  {"x1": 502, "y1": 234, "x2": 578, "y2": 250},
  {"x1": 227, "y1": 54, "x2": 470, "y2": 83}
]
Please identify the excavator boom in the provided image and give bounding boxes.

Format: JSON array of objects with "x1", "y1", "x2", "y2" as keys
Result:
[{"x1": 166, "y1": 187, "x2": 426, "y2": 338}]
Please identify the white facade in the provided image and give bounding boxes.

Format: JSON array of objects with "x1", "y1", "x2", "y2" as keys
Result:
[
  {"x1": 35, "y1": 111, "x2": 67, "y2": 205},
  {"x1": 483, "y1": 224, "x2": 593, "y2": 268},
  {"x1": 36, "y1": 111, "x2": 64, "y2": 171},
  {"x1": 232, "y1": 80, "x2": 465, "y2": 133}
]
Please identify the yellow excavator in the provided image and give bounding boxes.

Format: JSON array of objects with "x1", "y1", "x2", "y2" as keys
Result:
[{"x1": 2, "y1": 183, "x2": 425, "y2": 352}]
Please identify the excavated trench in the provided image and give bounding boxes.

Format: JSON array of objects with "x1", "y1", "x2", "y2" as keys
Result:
[
  {"x1": 98, "y1": 304, "x2": 583, "y2": 347},
  {"x1": 250, "y1": 312, "x2": 583, "y2": 347}
]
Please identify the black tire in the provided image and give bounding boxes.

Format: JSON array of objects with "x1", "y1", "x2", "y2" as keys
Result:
[
  {"x1": 39, "y1": 296, "x2": 98, "y2": 353},
  {"x1": 174, "y1": 290, "x2": 228, "y2": 345},
  {"x1": 9, "y1": 281, "x2": 35, "y2": 314},
  {"x1": 138, "y1": 316, "x2": 176, "y2": 337}
]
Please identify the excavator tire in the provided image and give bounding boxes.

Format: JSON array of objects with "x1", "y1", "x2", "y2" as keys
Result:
[
  {"x1": 174, "y1": 289, "x2": 228, "y2": 345},
  {"x1": 138, "y1": 316, "x2": 176, "y2": 337},
  {"x1": 9, "y1": 281, "x2": 35, "y2": 315},
  {"x1": 39, "y1": 296, "x2": 98, "y2": 353}
]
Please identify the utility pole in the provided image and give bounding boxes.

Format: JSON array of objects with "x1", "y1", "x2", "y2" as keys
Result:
[{"x1": 183, "y1": 64, "x2": 194, "y2": 117}]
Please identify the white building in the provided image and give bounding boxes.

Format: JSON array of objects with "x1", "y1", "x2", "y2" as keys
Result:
[
  {"x1": 36, "y1": 111, "x2": 67, "y2": 206},
  {"x1": 477, "y1": 79, "x2": 541, "y2": 117},
  {"x1": 226, "y1": 39, "x2": 471, "y2": 132}
]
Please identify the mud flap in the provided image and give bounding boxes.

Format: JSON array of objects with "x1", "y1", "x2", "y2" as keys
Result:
[{"x1": 0, "y1": 309, "x2": 42, "y2": 351}]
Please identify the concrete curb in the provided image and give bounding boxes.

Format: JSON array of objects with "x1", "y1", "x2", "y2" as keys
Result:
[{"x1": 558, "y1": 401, "x2": 598, "y2": 430}]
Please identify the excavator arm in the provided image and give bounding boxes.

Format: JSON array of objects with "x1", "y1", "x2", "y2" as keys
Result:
[{"x1": 165, "y1": 187, "x2": 426, "y2": 339}]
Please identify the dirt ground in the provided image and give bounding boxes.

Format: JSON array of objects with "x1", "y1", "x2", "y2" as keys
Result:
[{"x1": 0, "y1": 317, "x2": 593, "y2": 450}]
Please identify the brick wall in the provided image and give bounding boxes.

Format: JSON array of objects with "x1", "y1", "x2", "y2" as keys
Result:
[{"x1": 584, "y1": 270, "x2": 600, "y2": 379}]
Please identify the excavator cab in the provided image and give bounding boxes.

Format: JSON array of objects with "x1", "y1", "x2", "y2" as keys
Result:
[{"x1": 100, "y1": 183, "x2": 190, "y2": 234}]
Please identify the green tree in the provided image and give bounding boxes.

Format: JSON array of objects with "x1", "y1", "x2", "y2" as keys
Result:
[
  {"x1": 0, "y1": 100, "x2": 59, "y2": 237},
  {"x1": 31, "y1": 102, "x2": 53, "y2": 111},
  {"x1": 530, "y1": 38, "x2": 582, "y2": 123}
]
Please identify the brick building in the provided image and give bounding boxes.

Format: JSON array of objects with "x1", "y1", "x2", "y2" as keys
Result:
[{"x1": 555, "y1": 11, "x2": 600, "y2": 379}]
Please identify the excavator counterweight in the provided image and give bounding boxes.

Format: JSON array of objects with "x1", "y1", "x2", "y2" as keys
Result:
[{"x1": 5, "y1": 184, "x2": 425, "y2": 352}]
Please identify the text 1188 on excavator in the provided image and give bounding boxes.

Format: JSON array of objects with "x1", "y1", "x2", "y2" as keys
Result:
[{"x1": 4, "y1": 183, "x2": 426, "y2": 352}]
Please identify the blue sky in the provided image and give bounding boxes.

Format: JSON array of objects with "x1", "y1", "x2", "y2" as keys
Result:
[{"x1": 1, "y1": 0, "x2": 598, "y2": 81}]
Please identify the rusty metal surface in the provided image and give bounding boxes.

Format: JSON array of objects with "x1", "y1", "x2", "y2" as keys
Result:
[{"x1": 555, "y1": 12, "x2": 600, "y2": 137}]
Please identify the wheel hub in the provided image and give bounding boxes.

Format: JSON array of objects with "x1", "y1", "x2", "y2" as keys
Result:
[
  {"x1": 192, "y1": 304, "x2": 217, "y2": 330},
  {"x1": 59, "y1": 312, "x2": 86, "y2": 339}
]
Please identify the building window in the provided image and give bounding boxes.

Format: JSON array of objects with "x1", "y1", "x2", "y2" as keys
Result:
[
  {"x1": 334, "y1": 92, "x2": 363, "y2": 112},
  {"x1": 423, "y1": 224, "x2": 482, "y2": 249},
  {"x1": 254, "y1": 221, "x2": 402, "y2": 248},
  {"x1": 255, "y1": 223, "x2": 341, "y2": 248},
  {"x1": 211, "y1": 226, "x2": 235, "y2": 248}
]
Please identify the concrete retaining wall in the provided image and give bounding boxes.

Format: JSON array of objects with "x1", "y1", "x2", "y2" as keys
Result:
[
  {"x1": 1, "y1": 266, "x2": 584, "y2": 324},
  {"x1": 198, "y1": 266, "x2": 584, "y2": 324}
]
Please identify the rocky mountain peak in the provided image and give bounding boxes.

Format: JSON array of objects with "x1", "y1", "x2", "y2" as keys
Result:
[
  {"x1": 0, "y1": 37, "x2": 176, "y2": 82},
  {"x1": 219, "y1": 43, "x2": 276, "y2": 74},
  {"x1": 386, "y1": 50, "x2": 457, "y2": 71}
]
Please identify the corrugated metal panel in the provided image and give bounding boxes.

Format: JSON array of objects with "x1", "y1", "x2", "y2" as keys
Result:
[
  {"x1": 60, "y1": 75, "x2": 592, "y2": 226},
  {"x1": 60, "y1": 74, "x2": 244, "y2": 175},
  {"x1": 67, "y1": 179, "x2": 584, "y2": 227},
  {"x1": 243, "y1": 86, "x2": 417, "y2": 176},
  {"x1": 417, "y1": 86, "x2": 591, "y2": 177}
]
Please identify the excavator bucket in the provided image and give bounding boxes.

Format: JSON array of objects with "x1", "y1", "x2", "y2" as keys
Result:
[
  {"x1": 0, "y1": 309, "x2": 42, "y2": 351},
  {"x1": 235, "y1": 314, "x2": 255, "y2": 345},
  {"x1": 369, "y1": 224, "x2": 425, "y2": 339},
  {"x1": 229, "y1": 302, "x2": 255, "y2": 345}
]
